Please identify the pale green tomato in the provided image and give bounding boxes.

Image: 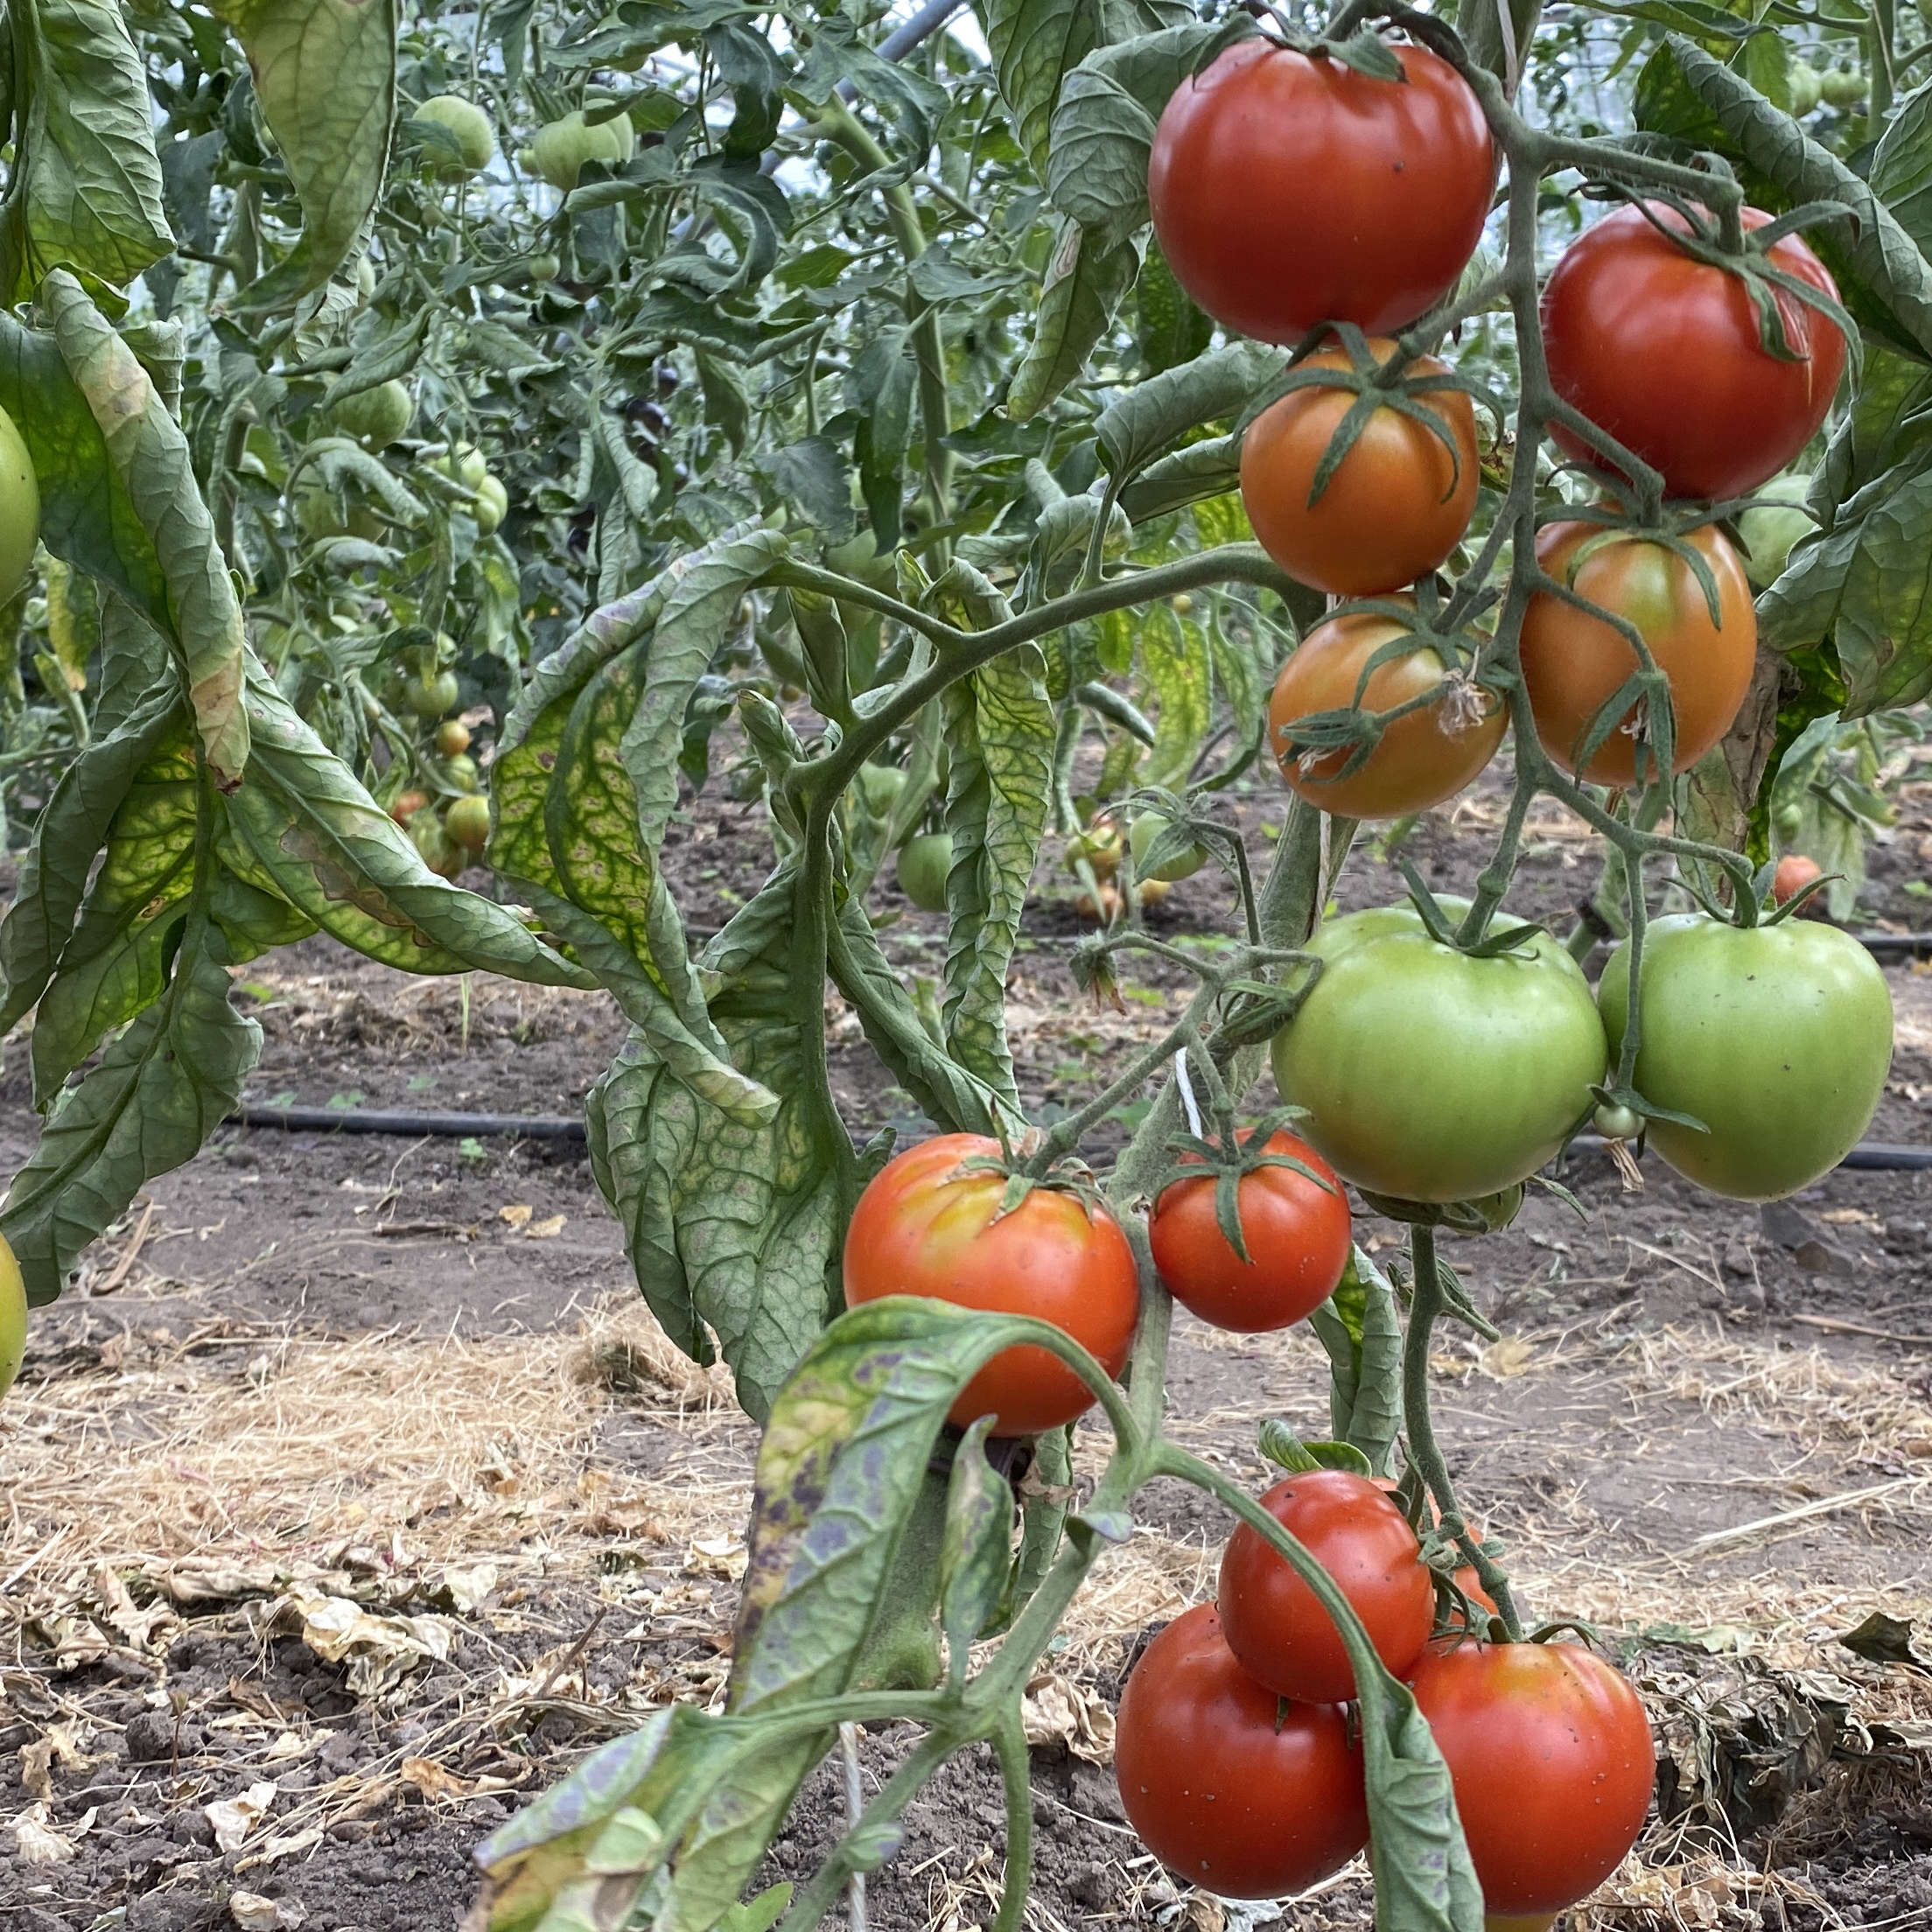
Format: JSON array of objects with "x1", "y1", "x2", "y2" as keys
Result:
[
  {"x1": 445, "y1": 793, "x2": 492, "y2": 853},
  {"x1": 473, "y1": 473, "x2": 508, "y2": 534},
  {"x1": 292, "y1": 472, "x2": 384, "y2": 543},
  {"x1": 0, "y1": 404, "x2": 42, "y2": 597},
  {"x1": 331, "y1": 379, "x2": 414, "y2": 447},
  {"x1": 1598, "y1": 914, "x2": 1893, "y2": 1200},
  {"x1": 530, "y1": 110, "x2": 637, "y2": 191},
  {"x1": 1819, "y1": 67, "x2": 1865, "y2": 107},
  {"x1": 856, "y1": 764, "x2": 906, "y2": 816},
  {"x1": 897, "y1": 833, "x2": 953, "y2": 912},
  {"x1": 416, "y1": 94, "x2": 496, "y2": 175},
  {"x1": 1270, "y1": 900, "x2": 1608, "y2": 1203},
  {"x1": 0, "y1": 1231, "x2": 24, "y2": 1402},
  {"x1": 405, "y1": 669, "x2": 461, "y2": 718},
  {"x1": 1788, "y1": 61, "x2": 1822, "y2": 116},
  {"x1": 1129, "y1": 812, "x2": 1208, "y2": 883},
  {"x1": 1738, "y1": 472, "x2": 1814, "y2": 588}
]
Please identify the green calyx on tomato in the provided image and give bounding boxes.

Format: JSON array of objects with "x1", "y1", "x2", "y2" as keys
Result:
[
  {"x1": 841, "y1": 1134, "x2": 1138, "y2": 1437},
  {"x1": 1241, "y1": 335, "x2": 1480, "y2": 598},
  {"x1": 895, "y1": 831, "x2": 952, "y2": 912},
  {"x1": 1149, "y1": 37, "x2": 1493, "y2": 344},
  {"x1": 1271, "y1": 898, "x2": 1608, "y2": 1203},
  {"x1": 1149, "y1": 1122, "x2": 1350, "y2": 1333},
  {"x1": 1115, "y1": 1604, "x2": 1368, "y2": 1900},
  {"x1": 1598, "y1": 913, "x2": 1892, "y2": 1200},
  {"x1": 1268, "y1": 600, "x2": 1502, "y2": 820}
]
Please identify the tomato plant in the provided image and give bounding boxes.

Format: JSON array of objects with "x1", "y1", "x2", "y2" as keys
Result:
[
  {"x1": 1219, "y1": 1469, "x2": 1434, "y2": 1701},
  {"x1": 1409, "y1": 1642, "x2": 1655, "y2": 1916},
  {"x1": 1115, "y1": 1604, "x2": 1368, "y2": 1899},
  {"x1": 1519, "y1": 521, "x2": 1757, "y2": 785},
  {"x1": 842, "y1": 1136, "x2": 1138, "y2": 1435},
  {"x1": 1268, "y1": 608, "x2": 1503, "y2": 818},
  {"x1": 1542, "y1": 203, "x2": 1847, "y2": 503},
  {"x1": 1598, "y1": 914, "x2": 1894, "y2": 1199},
  {"x1": 1242, "y1": 340, "x2": 1481, "y2": 597}
]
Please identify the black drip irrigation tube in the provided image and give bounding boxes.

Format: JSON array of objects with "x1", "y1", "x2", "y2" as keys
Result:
[{"x1": 222, "y1": 929, "x2": 1932, "y2": 1170}]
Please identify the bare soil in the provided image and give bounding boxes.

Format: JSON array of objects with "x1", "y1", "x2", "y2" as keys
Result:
[{"x1": 4, "y1": 757, "x2": 1932, "y2": 1932}]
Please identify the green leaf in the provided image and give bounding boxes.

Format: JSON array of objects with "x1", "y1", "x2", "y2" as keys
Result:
[
  {"x1": 936, "y1": 620, "x2": 1054, "y2": 1112},
  {"x1": 1307, "y1": 1245, "x2": 1404, "y2": 1478},
  {"x1": 1, "y1": 918, "x2": 261, "y2": 1306},
  {"x1": 1758, "y1": 453, "x2": 1932, "y2": 713},
  {"x1": 1138, "y1": 598, "x2": 1209, "y2": 790},
  {"x1": 1010, "y1": 220, "x2": 1139, "y2": 424},
  {"x1": 0, "y1": 0, "x2": 173, "y2": 300},
  {"x1": 31, "y1": 715, "x2": 198, "y2": 1104},
  {"x1": 0, "y1": 677, "x2": 177, "y2": 1038},
  {"x1": 1638, "y1": 38, "x2": 1932, "y2": 362},
  {"x1": 1361, "y1": 1681, "x2": 1486, "y2": 1932},
  {"x1": 1097, "y1": 342, "x2": 1278, "y2": 482},
  {"x1": 223, "y1": 662, "x2": 592, "y2": 986},
  {"x1": 45, "y1": 272, "x2": 248, "y2": 784},
  {"x1": 939, "y1": 1418, "x2": 1015, "y2": 1679},
  {"x1": 1873, "y1": 79, "x2": 1932, "y2": 270},
  {"x1": 1135, "y1": 238, "x2": 1212, "y2": 375},
  {"x1": 209, "y1": 0, "x2": 397, "y2": 311},
  {"x1": 1118, "y1": 434, "x2": 1240, "y2": 523},
  {"x1": 584, "y1": 877, "x2": 850, "y2": 1419}
]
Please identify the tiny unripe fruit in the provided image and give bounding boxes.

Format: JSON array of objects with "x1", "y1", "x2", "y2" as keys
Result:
[
  {"x1": 895, "y1": 832, "x2": 953, "y2": 912},
  {"x1": 416, "y1": 95, "x2": 497, "y2": 175},
  {"x1": 1593, "y1": 1102, "x2": 1642, "y2": 1141},
  {"x1": 1788, "y1": 60, "x2": 1822, "y2": 116},
  {"x1": 1129, "y1": 812, "x2": 1208, "y2": 883},
  {"x1": 1774, "y1": 801, "x2": 1804, "y2": 839},
  {"x1": 444, "y1": 793, "x2": 492, "y2": 853},
  {"x1": 436, "y1": 718, "x2": 471, "y2": 757},
  {"x1": 1171, "y1": 592, "x2": 1195, "y2": 616},
  {"x1": 438, "y1": 443, "x2": 490, "y2": 493},
  {"x1": 856, "y1": 764, "x2": 906, "y2": 816},
  {"x1": 0, "y1": 403, "x2": 42, "y2": 597}
]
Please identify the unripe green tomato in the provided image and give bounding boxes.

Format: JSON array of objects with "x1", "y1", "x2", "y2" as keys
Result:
[
  {"x1": 404, "y1": 668, "x2": 461, "y2": 718},
  {"x1": 436, "y1": 718, "x2": 471, "y2": 758},
  {"x1": 530, "y1": 110, "x2": 636, "y2": 191},
  {"x1": 472, "y1": 473, "x2": 508, "y2": 535},
  {"x1": 0, "y1": 1230, "x2": 25, "y2": 1403},
  {"x1": 444, "y1": 792, "x2": 492, "y2": 853},
  {"x1": 1128, "y1": 812, "x2": 1208, "y2": 883},
  {"x1": 411, "y1": 808, "x2": 467, "y2": 880},
  {"x1": 1788, "y1": 60, "x2": 1822, "y2": 116},
  {"x1": 1738, "y1": 472, "x2": 1814, "y2": 588},
  {"x1": 331, "y1": 379, "x2": 414, "y2": 447},
  {"x1": 416, "y1": 94, "x2": 497, "y2": 176},
  {"x1": 0, "y1": 403, "x2": 42, "y2": 597},
  {"x1": 1819, "y1": 66, "x2": 1865, "y2": 107},
  {"x1": 443, "y1": 752, "x2": 480, "y2": 792},
  {"x1": 525, "y1": 251, "x2": 562, "y2": 284},
  {"x1": 1774, "y1": 800, "x2": 1804, "y2": 839},
  {"x1": 1593, "y1": 1102, "x2": 1642, "y2": 1141},
  {"x1": 856, "y1": 763, "x2": 906, "y2": 816},
  {"x1": 438, "y1": 442, "x2": 490, "y2": 493},
  {"x1": 896, "y1": 832, "x2": 953, "y2": 912},
  {"x1": 292, "y1": 472, "x2": 383, "y2": 542}
]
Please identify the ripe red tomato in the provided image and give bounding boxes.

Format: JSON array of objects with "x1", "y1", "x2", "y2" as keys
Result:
[
  {"x1": 1518, "y1": 522, "x2": 1756, "y2": 787},
  {"x1": 1542, "y1": 203, "x2": 1846, "y2": 502},
  {"x1": 1149, "y1": 38, "x2": 1493, "y2": 344},
  {"x1": 842, "y1": 1135, "x2": 1138, "y2": 1436},
  {"x1": 1410, "y1": 1641, "x2": 1654, "y2": 1916},
  {"x1": 1149, "y1": 1130, "x2": 1350, "y2": 1333},
  {"x1": 1773, "y1": 853, "x2": 1824, "y2": 906},
  {"x1": 1115, "y1": 1604, "x2": 1368, "y2": 1900},
  {"x1": 1218, "y1": 1470, "x2": 1432, "y2": 1702},
  {"x1": 1241, "y1": 340, "x2": 1480, "y2": 597},
  {"x1": 1269, "y1": 606, "x2": 1503, "y2": 818}
]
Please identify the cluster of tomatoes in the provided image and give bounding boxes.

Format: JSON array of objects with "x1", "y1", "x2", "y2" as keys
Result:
[
  {"x1": 384, "y1": 699, "x2": 492, "y2": 878},
  {"x1": 1149, "y1": 33, "x2": 1844, "y2": 819}
]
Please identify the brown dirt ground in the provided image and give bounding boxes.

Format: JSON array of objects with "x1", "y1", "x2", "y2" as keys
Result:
[{"x1": 4, "y1": 752, "x2": 1932, "y2": 1932}]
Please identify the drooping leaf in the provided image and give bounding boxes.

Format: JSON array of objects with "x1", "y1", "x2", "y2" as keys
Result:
[
  {"x1": 1009, "y1": 220, "x2": 1140, "y2": 424},
  {"x1": 1360, "y1": 1680, "x2": 1487, "y2": 1932},
  {"x1": 0, "y1": 0, "x2": 173, "y2": 301},
  {"x1": 210, "y1": 0, "x2": 398, "y2": 311},
  {"x1": 1138, "y1": 598, "x2": 1210, "y2": 790},
  {"x1": 1096, "y1": 341, "x2": 1278, "y2": 482},
  {"x1": 939, "y1": 1418, "x2": 1015, "y2": 1678},
  {"x1": 1307, "y1": 1245, "x2": 1404, "y2": 1477}
]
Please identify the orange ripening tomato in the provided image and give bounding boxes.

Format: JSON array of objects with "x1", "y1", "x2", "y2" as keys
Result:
[
  {"x1": 1149, "y1": 38, "x2": 1493, "y2": 343},
  {"x1": 842, "y1": 1134, "x2": 1138, "y2": 1437},
  {"x1": 1519, "y1": 521, "x2": 1756, "y2": 788},
  {"x1": 1241, "y1": 340, "x2": 1480, "y2": 597},
  {"x1": 1149, "y1": 1130, "x2": 1350, "y2": 1333},
  {"x1": 1218, "y1": 1470, "x2": 1434, "y2": 1702},
  {"x1": 1115, "y1": 1604, "x2": 1368, "y2": 1900},
  {"x1": 1773, "y1": 854, "x2": 1824, "y2": 907},
  {"x1": 1410, "y1": 1640, "x2": 1655, "y2": 1916},
  {"x1": 1542, "y1": 202, "x2": 1845, "y2": 503},
  {"x1": 1269, "y1": 606, "x2": 1503, "y2": 819}
]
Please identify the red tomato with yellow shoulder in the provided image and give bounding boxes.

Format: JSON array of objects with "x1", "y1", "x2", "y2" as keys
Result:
[
  {"x1": 1149, "y1": 1130, "x2": 1350, "y2": 1333},
  {"x1": 1269, "y1": 606, "x2": 1503, "y2": 818},
  {"x1": 1410, "y1": 1640, "x2": 1654, "y2": 1916},
  {"x1": 1149, "y1": 38, "x2": 1493, "y2": 344},
  {"x1": 1218, "y1": 1469, "x2": 1433, "y2": 1702},
  {"x1": 1242, "y1": 339, "x2": 1480, "y2": 597},
  {"x1": 1541, "y1": 202, "x2": 1845, "y2": 502},
  {"x1": 842, "y1": 1135, "x2": 1138, "y2": 1437},
  {"x1": 1115, "y1": 1604, "x2": 1368, "y2": 1900},
  {"x1": 1518, "y1": 521, "x2": 1756, "y2": 787}
]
